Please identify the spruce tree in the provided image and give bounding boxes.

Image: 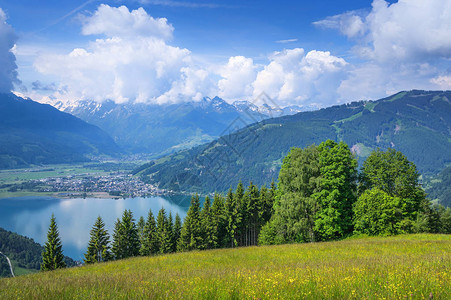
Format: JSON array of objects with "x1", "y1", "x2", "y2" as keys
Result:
[
  {"x1": 201, "y1": 196, "x2": 215, "y2": 249},
  {"x1": 140, "y1": 210, "x2": 158, "y2": 256},
  {"x1": 246, "y1": 182, "x2": 261, "y2": 246},
  {"x1": 178, "y1": 194, "x2": 202, "y2": 251},
  {"x1": 137, "y1": 215, "x2": 146, "y2": 250},
  {"x1": 112, "y1": 210, "x2": 140, "y2": 259},
  {"x1": 84, "y1": 216, "x2": 111, "y2": 264},
  {"x1": 167, "y1": 212, "x2": 175, "y2": 253},
  {"x1": 172, "y1": 213, "x2": 182, "y2": 252},
  {"x1": 224, "y1": 187, "x2": 237, "y2": 247},
  {"x1": 111, "y1": 218, "x2": 124, "y2": 259},
  {"x1": 41, "y1": 214, "x2": 66, "y2": 271},
  {"x1": 156, "y1": 208, "x2": 172, "y2": 254},
  {"x1": 211, "y1": 193, "x2": 226, "y2": 248},
  {"x1": 234, "y1": 182, "x2": 245, "y2": 246}
]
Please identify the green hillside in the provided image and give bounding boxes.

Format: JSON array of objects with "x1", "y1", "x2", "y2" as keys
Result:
[
  {"x1": 426, "y1": 165, "x2": 451, "y2": 208},
  {"x1": 0, "y1": 228, "x2": 76, "y2": 278},
  {"x1": 0, "y1": 93, "x2": 121, "y2": 169},
  {"x1": 0, "y1": 234, "x2": 449, "y2": 299},
  {"x1": 137, "y1": 90, "x2": 451, "y2": 194}
]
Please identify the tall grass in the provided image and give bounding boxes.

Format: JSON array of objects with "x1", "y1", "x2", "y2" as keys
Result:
[{"x1": 1, "y1": 234, "x2": 450, "y2": 299}]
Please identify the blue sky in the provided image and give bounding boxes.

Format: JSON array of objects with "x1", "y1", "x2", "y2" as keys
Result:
[{"x1": 0, "y1": 0, "x2": 449, "y2": 108}]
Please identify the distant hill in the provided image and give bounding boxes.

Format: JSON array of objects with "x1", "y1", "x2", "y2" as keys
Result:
[
  {"x1": 56, "y1": 96, "x2": 307, "y2": 156},
  {"x1": 136, "y1": 90, "x2": 451, "y2": 195},
  {"x1": 0, "y1": 227, "x2": 76, "y2": 277},
  {"x1": 0, "y1": 93, "x2": 121, "y2": 169},
  {"x1": 426, "y1": 165, "x2": 451, "y2": 207}
]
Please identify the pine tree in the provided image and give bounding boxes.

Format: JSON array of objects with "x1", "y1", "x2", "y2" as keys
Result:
[
  {"x1": 112, "y1": 210, "x2": 140, "y2": 259},
  {"x1": 140, "y1": 210, "x2": 157, "y2": 256},
  {"x1": 172, "y1": 213, "x2": 182, "y2": 252},
  {"x1": 41, "y1": 214, "x2": 66, "y2": 271},
  {"x1": 84, "y1": 216, "x2": 111, "y2": 264}
]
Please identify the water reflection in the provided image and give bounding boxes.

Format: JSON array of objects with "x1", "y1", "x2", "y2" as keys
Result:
[{"x1": 0, "y1": 196, "x2": 190, "y2": 261}]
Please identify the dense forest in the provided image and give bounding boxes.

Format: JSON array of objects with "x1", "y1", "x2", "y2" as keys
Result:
[{"x1": 41, "y1": 141, "x2": 451, "y2": 270}]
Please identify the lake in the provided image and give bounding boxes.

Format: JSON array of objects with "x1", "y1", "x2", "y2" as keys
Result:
[{"x1": 0, "y1": 195, "x2": 192, "y2": 261}]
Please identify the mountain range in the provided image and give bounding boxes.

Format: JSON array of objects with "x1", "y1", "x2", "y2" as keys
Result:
[
  {"x1": 55, "y1": 96, "x2": 307, "y2": 156},
  {"x1": 0, "y1": 93, "x2": 120, "y2": 169},
  {"x1": 135, "y1": 90, "x2": 451, "y2": 195}
]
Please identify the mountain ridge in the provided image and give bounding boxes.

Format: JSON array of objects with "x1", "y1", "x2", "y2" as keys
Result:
[
  {"x1": 46, "y1": 96, "x2": 308, "y2": 156},
  {"x1": 135, "y1": 90, "x2": 451, "y2": 196},
  {"x1": 0, "y1": 93, "x2": 121, "y2": 169}
]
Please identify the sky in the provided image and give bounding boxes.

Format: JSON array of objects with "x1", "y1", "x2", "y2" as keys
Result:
[{"x1": 0, "y1": 0, "x2": 450, "y2": 108}]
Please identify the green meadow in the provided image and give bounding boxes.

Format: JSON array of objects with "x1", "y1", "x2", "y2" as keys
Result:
[{"x1": 1, "y1": 234, "x2": 450, "y2": 299}]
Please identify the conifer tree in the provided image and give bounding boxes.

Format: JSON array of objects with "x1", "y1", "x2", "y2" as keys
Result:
[
  {"x1": 172, "y1": 213, "x2": 182, "y2": 252},
  {"x1": 137, "y1": 215, "x2": 146, "y2": 249},
  {"x1": 211, "y1": 193, "x2": 226, "y2": 248},
  {"x1": 167, "y1": 212, "x2": 174, "y2": 252},
  {"x1": 201, "y1": 196, "x2": 215, "y2": 249},
  {"x1": 178, "y1": 194, "x2": 202, "y2": 251},
  {"x1": 140, "y1": 210, "x2": 158, "y2": 256},
  {"x1": 84, "y1": 216, "x2": 111, "y2": 264},
  {"x1": 246, "y1": 182, "x2": 261, "y2": 246},
  {"x1": 260, "y1": 181, "x2": 276, "y2": 224},
  {"x1": 156, "y1": 208, "x2": 172, "y2": 254},
  {"x1": 112, "y1": 210, "x2": 140, "y2": 259},
  {"x1": 235, "y1": 182, "x2": 245, "y2": 246},
  {"x1": 166, "y1": 212, "x2": 174, "y2": 253},
  {"x1": 41, "y1": 214, "x2": 66, "y2": 271},
  {"x1": 224, "y1": 187, "x2": 237, "y2": 247}
]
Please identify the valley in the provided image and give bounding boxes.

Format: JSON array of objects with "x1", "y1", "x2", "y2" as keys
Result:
[
  {"x1": 1, "y1": 1, "x2": 450, "y2": 298},
  {"x1": 0, "y1": 163, "x2": 164, "y2": 199}
]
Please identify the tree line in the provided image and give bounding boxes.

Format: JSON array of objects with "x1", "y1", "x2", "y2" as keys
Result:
[{"x1": 41, "y1": 140, "x2": 451, "y2": 270}]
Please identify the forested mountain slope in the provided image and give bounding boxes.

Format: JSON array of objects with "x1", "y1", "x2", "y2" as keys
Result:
[
  {"x1": 0, "y1": 227, "x2": 75, "y2": 277},
  {"x1": 136, "y1": 90, "x2": 451, "y2": 194},
  {"x1": 0, "y1": 93, "x2": 121, "y2": 169}
]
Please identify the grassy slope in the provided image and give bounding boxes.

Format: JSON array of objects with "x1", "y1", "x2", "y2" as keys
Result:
[{"x1": 1, "y1": 234, "x2": 450, "y2": 299}]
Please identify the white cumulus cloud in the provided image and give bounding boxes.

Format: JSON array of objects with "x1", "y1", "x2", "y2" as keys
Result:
[
  {"x1": 218, "y1": 56, "x2": 257, "y2": 100},
  {"x1": 0, "y1": 8, "x2": 19, "y2": 93},
  {"x1": 316, "y1": 0, "x2": 451, "y2": 101},
  {"x1": 252, "y1": 48, "x2": 348, "y2": 107},
  {"x1": 81, "y1": 4, "x2": 174, "y2": 40},
  {"x1": 33, "y1": 5, "x2": 206, "y2": 104}
]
